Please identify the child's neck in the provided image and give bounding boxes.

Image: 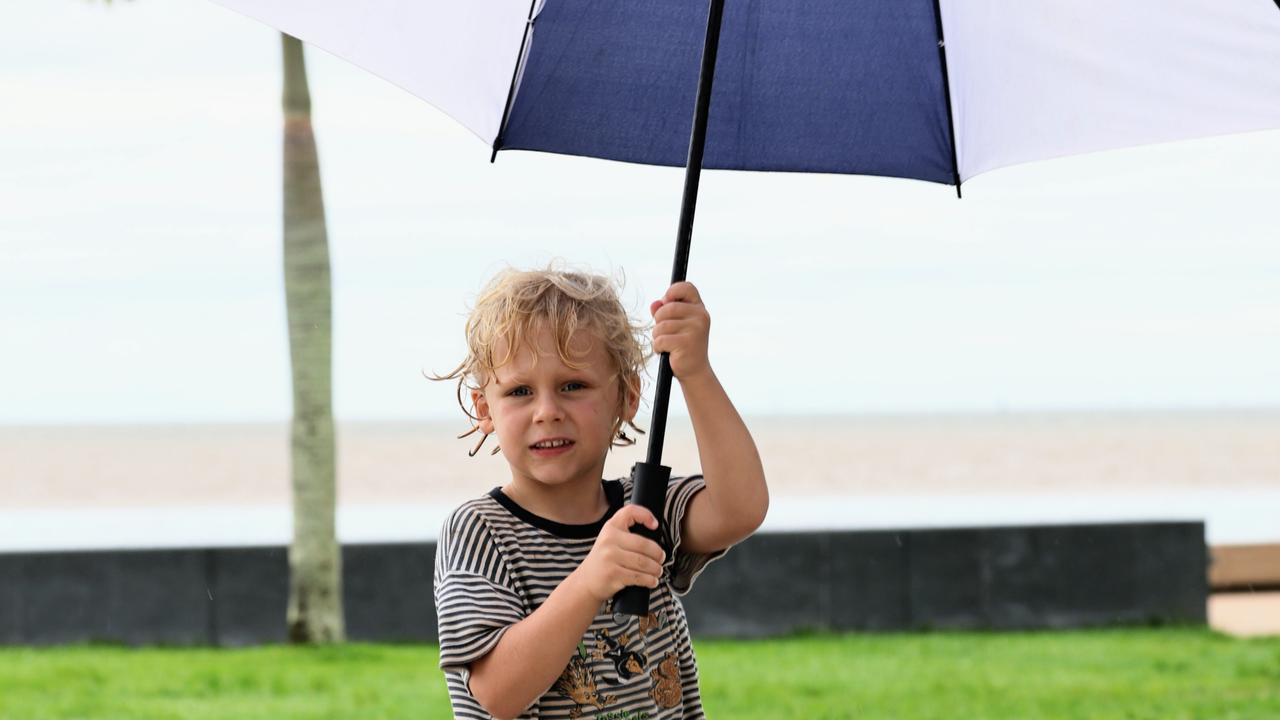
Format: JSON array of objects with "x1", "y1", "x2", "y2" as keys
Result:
[{"x1": 501, "y1": 475, "x2": 610, "y2": 526}]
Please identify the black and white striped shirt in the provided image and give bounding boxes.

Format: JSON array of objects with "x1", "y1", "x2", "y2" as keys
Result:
[{"x1": 434, "y1": 474, "x2": 727, "y2": 719}]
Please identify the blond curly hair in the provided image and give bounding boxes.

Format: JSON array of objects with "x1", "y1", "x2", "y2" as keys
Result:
[{"x1": 434, "y1": 265, "x2": 651, "y2": 449}]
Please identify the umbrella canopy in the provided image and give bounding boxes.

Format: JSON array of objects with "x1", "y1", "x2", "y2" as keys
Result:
[{"x1": 212, "y1": 0, "x2": 1280, "y2": 186}]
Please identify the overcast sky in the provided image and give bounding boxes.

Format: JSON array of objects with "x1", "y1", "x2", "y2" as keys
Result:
[{"x1": 2, "y1": 1, "x2": 1279, "y2": 424}]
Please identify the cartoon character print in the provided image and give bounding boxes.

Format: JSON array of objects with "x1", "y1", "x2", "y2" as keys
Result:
[
  {"x1": 559, "y1": 611, "x2": 679, "y2": 715},
  {"x1": 590, "y1": 628, "x2": 647, "y2": 680},
  {"x1": 648, "y1": 651, "x2": 681, "y2": 709},
  {"x1": 553, "y1": 645, "x2": 617, "y2": 719}
]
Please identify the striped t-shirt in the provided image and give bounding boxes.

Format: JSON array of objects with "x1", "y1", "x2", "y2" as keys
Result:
[{"x1": 434, "y1": 474, "x2": 727, "y2": 719}]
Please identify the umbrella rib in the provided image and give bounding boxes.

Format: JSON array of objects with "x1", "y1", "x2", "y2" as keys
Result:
[
  {"x1": 491, "y1": 0, "x2": 541, "y2": 163},
  {"x1": 930, "y1": 0, "x2": 963, "y2": 198}
]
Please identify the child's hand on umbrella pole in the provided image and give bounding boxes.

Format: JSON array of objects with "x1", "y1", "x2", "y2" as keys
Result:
[
  {"x1": 651, "y1": 282, "x2": 711, "y2": 381},
  {"x1": 573, "y1": 505, "x2": 667, "y2": 602}
]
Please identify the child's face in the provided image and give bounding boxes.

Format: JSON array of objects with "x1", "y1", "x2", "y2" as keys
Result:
[{"x1": 472, "y1": 324, "x2": 639, "y2": 491}]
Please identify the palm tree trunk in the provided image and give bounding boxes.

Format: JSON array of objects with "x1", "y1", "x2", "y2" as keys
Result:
[{"x1": 281, "y1": 32, "x2": 344, "y2": 644}]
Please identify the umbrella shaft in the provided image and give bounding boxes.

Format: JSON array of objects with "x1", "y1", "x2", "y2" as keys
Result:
[
  {"x1": 645, "y1": 0, "x2": 726, "y2": 468},
  {"x1": 645, "y1": 356, "x2": 673, "y2": 462},
  {"x1": 617, "y1": 0, "x2": 726, "y2": 619}
]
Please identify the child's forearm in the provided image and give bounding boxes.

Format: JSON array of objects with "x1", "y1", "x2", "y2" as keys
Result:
[
  {"x1": 680, "y1": 367, "x2": 769, "y2": 533},
  {"x1": 466, "y1": 571, "x2": 600, "y2": 720}
]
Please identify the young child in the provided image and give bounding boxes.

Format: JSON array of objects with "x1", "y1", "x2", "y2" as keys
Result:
[{"x1": 433, "y1": 267, "x2": 768, "y2": 719}]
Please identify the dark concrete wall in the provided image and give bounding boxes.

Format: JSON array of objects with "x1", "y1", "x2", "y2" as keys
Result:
[
  {"x1": 0, "y1": 522, "x2": 1205, "y2": 646},
  {"x1": 683, "y1": 522, "x2": 1207, "y2": 637}
]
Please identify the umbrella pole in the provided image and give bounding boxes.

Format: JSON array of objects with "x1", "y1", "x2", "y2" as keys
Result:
[{"x1": 614, "y1": 0, "x2": 727, "y2": 618}]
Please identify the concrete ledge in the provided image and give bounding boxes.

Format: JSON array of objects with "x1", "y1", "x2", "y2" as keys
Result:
[
  {"x1": 1209, "y1": 543, "x2": 1280, "y2": 591},
  {"x1": 0, "y1": 522, "x2": 1205, "y2": 646}
]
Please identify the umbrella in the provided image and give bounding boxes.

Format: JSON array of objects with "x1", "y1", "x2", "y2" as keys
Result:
[{"x1": 207, "y1": 0, "x2": 1280, "y2": 614}]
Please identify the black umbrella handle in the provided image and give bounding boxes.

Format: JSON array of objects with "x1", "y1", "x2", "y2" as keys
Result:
[
  {"x1": 611, "y1": 461, "x2": 671, "y2": 617},
  {"x1": 614, "y1": 0, "x2": 726, "y2": 618}
]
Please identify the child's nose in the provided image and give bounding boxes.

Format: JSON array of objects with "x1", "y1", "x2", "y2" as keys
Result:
[{"x1": 532, "y1": 393, "x2": 565, "y2": 422}]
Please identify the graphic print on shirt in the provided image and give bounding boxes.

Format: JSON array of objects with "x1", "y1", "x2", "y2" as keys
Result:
[
  {"x1": 590, "y1": 628, "x2": 646, "y2": 680},
  {"x1": 554, "y1": 645, "x2": 617, "y2": 719},
  {"x1": 556, "y1": 609, "x2": 672, "y2": 716},
  {"x1": 648, "y1": 651, "x2": 681, "y2": 709},
  {"x1": 595, "y1": 610, "x2": 669, "y2": 682}
]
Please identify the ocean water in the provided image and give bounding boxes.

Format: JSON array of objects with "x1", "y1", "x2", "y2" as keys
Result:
[{"x1": 2, "y1": 411, "x2": 1278, "y2": 550}]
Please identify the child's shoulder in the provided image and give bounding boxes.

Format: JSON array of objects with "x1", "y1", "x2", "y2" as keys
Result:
[{"x1": 438, "y1": 491, "x2": 505, "y2": 541}]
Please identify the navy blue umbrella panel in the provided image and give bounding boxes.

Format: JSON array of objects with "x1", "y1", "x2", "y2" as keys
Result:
[{"x1": 501, "y1": 0, "x2": 959, "y2": 186}]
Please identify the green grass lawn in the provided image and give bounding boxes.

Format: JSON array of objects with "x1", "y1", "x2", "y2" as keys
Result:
[{"x1": 1, "y1": 628, "x2": 1277, "y2": 719}]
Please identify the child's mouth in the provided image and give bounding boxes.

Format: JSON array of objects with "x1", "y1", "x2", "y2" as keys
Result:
[{"x1": 529, "y1": 438, "x2": 574, "y2": 456}]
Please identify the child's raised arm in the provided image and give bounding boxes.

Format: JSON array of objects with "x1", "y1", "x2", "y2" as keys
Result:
[{"x1": 650, "y1": 281, "x2": 769, "y2": 555}]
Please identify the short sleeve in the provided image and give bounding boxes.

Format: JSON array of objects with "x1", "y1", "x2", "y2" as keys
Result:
[
  {"x1": 661, "y1": 474, "x2": 730, "y2": 595},
  {"x1": 433, "y1": 504, "x2": 526, "y2": 676}
]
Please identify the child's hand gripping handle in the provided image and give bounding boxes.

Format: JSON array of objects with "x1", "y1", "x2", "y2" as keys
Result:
[{"x1": 612, "y1": 461, "x2": 671, "y2": 616}]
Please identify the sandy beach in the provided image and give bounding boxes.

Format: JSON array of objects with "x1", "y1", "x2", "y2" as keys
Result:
[{"x1": 5, "y1": 410, "x2": 1279, "y2": 509}]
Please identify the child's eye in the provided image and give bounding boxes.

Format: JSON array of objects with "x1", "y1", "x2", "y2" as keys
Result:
[
  {"x1": 562, "y1": 381, "x2": 586, "y2": 392},
  {"x1": 508, "y1": 386, "x2": 531, "y2": 397}
]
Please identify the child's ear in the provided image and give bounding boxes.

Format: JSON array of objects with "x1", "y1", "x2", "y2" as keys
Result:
[
  {"x1": 622, "y1": 373, "x2": 641, "y2": 422},
  {"x1": 471, "y1": 389, "x2": 495, "y2": 435}
]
